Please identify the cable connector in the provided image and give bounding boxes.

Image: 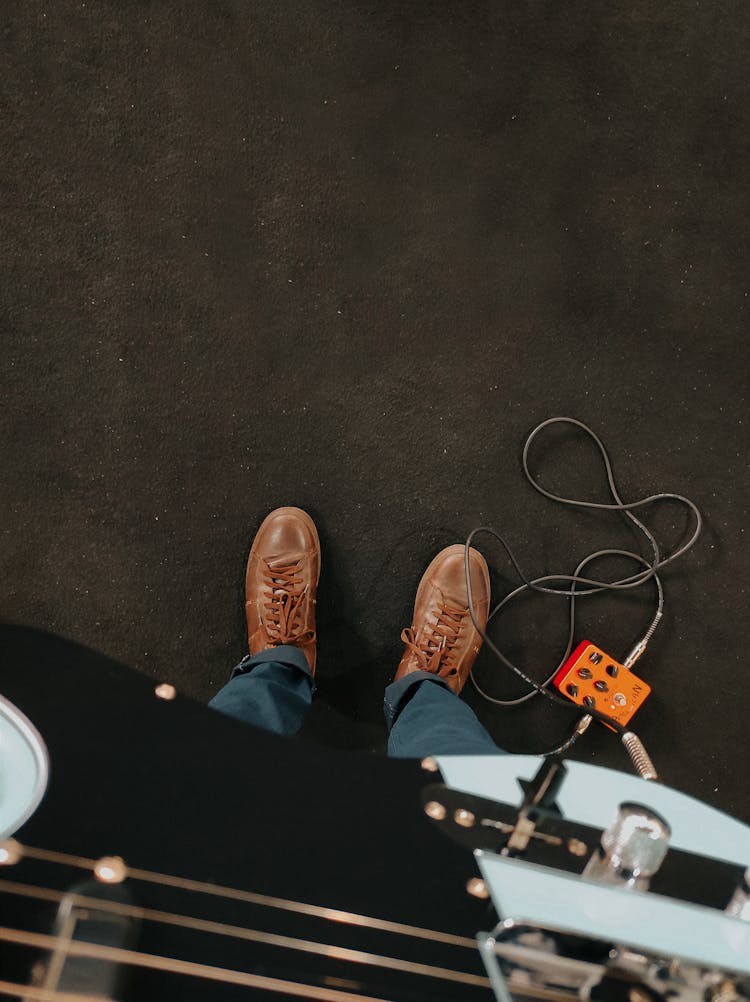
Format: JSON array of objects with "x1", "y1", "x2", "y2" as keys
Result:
[
  {"x1": 622, "y1": 640, "x2": 648, "y2": 669},
  {"x1": 575, "y1": 713, "x2": 593, "y2": 736},
  {"x1": 622, "y1": 731, "x2": 658, "y2": 781},
  {"x1": 623, "y1": 610, "x2": 663, "y2": 668}
]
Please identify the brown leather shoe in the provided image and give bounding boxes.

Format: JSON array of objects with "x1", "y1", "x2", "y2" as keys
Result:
[
  {"x1": 245, "y1": 507, "x2": 321, "y2": 673},
  {"x1": 394, "y1": 544, "x2": 490, "y2": 694}
]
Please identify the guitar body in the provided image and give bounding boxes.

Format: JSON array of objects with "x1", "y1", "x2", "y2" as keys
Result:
[
  {"x1": 0, "y1": 625, "x2": 493, "y2": 1000},
  {"x1": 2, "y1": 625, "x2": 748, "y2": 1002}
]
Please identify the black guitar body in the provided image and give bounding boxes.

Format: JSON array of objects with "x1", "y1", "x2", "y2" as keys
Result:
[{"x1": 0, "y1": 625, "x2": 493, "y2": 1000}]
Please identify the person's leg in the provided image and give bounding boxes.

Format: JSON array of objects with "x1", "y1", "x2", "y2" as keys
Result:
[
  {"x1": 209, "y1": 506, "x2": 321, "y2": 737},
  {"x1": 385, "y1": 544, "x2": 499, "y2": 757},
  {"x1": 209, "y1": 645, "x2": 314, "y2": 736},
  {"x1": 385, "y1": 671, "x2": 503, "y2": 757}
]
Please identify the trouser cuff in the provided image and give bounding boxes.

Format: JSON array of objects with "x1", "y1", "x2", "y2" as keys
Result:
[
  {"x1": 383, "y1": 671, "x2": 452, "y2": 731},
  {"x1": 230, "y1": 645, "x2": 316, "y2": 694}
]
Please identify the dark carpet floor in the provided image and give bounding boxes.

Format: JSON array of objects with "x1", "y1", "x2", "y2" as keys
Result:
[{"x1": 2, "y1": 2, "x2": 748, "y2": 822}]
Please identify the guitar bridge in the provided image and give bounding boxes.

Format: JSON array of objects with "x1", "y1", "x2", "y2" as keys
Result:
[{"x1": 423, "y1": 758, "x2": 750, "y2": 1002}]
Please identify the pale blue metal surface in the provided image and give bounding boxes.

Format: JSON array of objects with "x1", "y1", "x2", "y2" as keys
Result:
[
  {"x1": 436, "y1": 754, "x2": 750, "y2": 863},
  {"x1": 477, "y1": 852, "x2": 750, "y2": 975},
  {"x1": 0, "y1": 694, "x2": 49, "y2": 840},
  {"x1": 436, "y1": 754, "x2": 750, "y2": 976}
]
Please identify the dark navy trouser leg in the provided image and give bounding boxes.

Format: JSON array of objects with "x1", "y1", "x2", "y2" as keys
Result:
[
  {"x1": 210, "y1": 653, "x2": 503, "y2": 755},
  {"x1": 384, "y1": 671, "x2": 505, "y2": 757},
  {"x1": 209, "y1": 645, "x2": 314, "y2": 737}
]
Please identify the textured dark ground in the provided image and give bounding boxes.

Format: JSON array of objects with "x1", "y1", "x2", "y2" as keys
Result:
[{"x1": 1, "y1": 2, "x2": 749, "y2": 821}]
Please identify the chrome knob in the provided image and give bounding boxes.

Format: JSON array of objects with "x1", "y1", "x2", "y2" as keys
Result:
[
  {"x1": 726, "y1": 866, "x2": 750, "y2": 922},
  {"x1": 584, "y1": 802, "x2": 671, "y2": 890}
]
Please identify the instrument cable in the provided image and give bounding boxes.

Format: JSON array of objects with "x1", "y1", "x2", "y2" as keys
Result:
[{"x1": 463, "y1": 416, "x2": 702, "y2": 778}]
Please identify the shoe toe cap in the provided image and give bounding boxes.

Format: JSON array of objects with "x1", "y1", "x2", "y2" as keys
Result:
[
  {"x1": 427, "y1": 545, "x2": 490, "y2": 611},
  {"x1": 256, "y1": 507, "x2": 318, "y2": 562}
]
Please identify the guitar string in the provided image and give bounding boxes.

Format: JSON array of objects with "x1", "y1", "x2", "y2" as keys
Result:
[
  {"x1": 11, "y1": 843, "x2": 475, "y2": 949},
  {"x1": 0, "y1": 982, "x2": 110, "y2": 1002},
  {"x1": 0, "y1": 925, "x2": 433, "y2": 1002},
  {"x1": 0, "y1": 879, "x2": 490, "y2": 990},
  {"x1": 0, "y1": 982, "x2": 579, "y2": 1002}
]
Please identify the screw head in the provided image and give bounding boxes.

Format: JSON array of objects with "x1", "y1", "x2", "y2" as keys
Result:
[
  {"x1": 454, "y1": 808, "x2": 476, "y2": 828},
  {"x1": 424, "y1": 800, "x2": 447, "y2": 821},
  {"x1": 568, "y1": 838, "x2": 588, "y2": 857},
  {"x1": 466, "y1": 877, "x2": 489, "y2": 899},
  {"x1": 155, "y1": 683, "x2": 177, "y2": 700},
  {"x1": 420, "y1": 756, "x2": 439, "y2": 773}
]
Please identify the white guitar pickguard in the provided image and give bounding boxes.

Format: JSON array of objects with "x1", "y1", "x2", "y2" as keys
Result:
[{"x1": 0, "y1": 694, "x2": 50, "y2": 841}]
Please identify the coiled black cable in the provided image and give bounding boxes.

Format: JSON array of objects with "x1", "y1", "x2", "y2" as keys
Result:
[{"x1": 463, "y1": 416, "x2": 702, "y2": 765}]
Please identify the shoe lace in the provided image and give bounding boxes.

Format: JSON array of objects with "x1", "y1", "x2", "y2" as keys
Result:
[
  {"x1": 400, "y1": 603, "x2": 467, "y2": 682},
  {"x1": 262, "y1": 557, "x2": 315, "y2": 647}
]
